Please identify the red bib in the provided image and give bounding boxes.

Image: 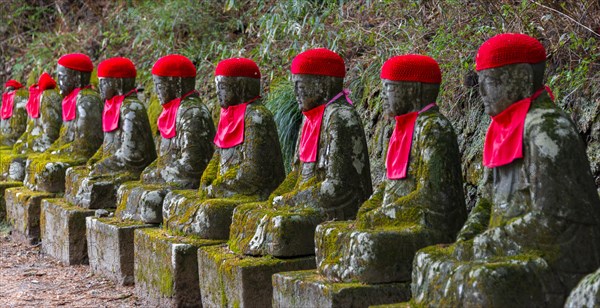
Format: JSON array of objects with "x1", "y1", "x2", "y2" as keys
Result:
[
  {"x1": 386, "y1": 103, "x2": 436, "y2": 179},
  {"x1": 102, "y1": 89, "x2": 137, "y2": 132},
  {"x1": 157, "y1": 90, "x2": 197, "y2": 139},
  {"x1": 1, "y1": 90, "x2": 16, "y2": 120},
  {"x1": 62, "y1": 85, "x2": 91, "y2": 122},
  {"x1": 483, "y1": 87, "x2": 549, "y2": 168},
  {"x1": 214, "y1": 96, "x2": 260, "y2": 149},
  {"x1": 26, "y1": 86, "x2": 42, "y2": 118}
]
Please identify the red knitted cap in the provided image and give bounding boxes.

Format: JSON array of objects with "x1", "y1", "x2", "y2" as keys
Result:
[
  {"x1": 476, "y1": 33, "x2": 546, "y2": 71},
  {"x1": 291, "y1": 48, "x2": 345, "y2": 78},
  {"x1": 58, "y1": 53, "x2": 94, "y2": 72},
  {"x1": 380, "y1": 54, "x2": 441, "y2": 84},
  {"x1": 38, "y1": 72, "x2": 57, "y2": 90},
  {"x1": 215, "y1": 58, "x2": 261, "y2": 79},
  {"x1": 152, "y1": 54, "x2": 196, "y2": 77},
  {"x1": 4, "y1": 80, "x2": 23, "y2": 89},
  {"x1": 98, "y1": 57, "x2": 137, "y2": 78}
]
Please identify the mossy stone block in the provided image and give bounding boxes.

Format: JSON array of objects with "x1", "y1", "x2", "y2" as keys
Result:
[
  {"x1": 229, "y1": 203, "x2": 326, "y2": 257},
  {"x1": 40, "y1": 198, "x2": 96, "y2": 265},
  {"x1": 86, "y1": 217, "x2": 153, "y2": 286},
  {"x1": 134, "y1": 228, "x2": 223, "y2": 308},
  {"x1": 0, "y1": 181, "x2": 23, "y2": 221},
  {"x1": 64, "y1": 166, "x2": 134, "y2": 209},
  {"x1": 197, "y1": 245, "x2": 316, "y2": 308},
  {"x1": 5, "y1": 186, "x2": 55, "y2": 244},
  {"x1": 272, "y1": 270, "x2": 411, "y2": 308},
  {"x1": 116, "y1": 182, "x2": 170, "y2": 224},
  {"x1": 565, "y1": 267, "x2": 600, "y2": 307}
]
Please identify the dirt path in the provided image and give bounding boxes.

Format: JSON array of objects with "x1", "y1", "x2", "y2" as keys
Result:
[{"x1": 0, "y1": 225, "x2": 141, "y2": 307}]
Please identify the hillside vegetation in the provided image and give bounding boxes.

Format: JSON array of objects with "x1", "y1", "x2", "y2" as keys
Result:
[{"x1": 1, "y1": 0, "x2": 598, "y2": 207}]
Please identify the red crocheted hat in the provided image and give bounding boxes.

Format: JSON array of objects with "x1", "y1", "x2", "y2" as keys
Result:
[
  {"x1": 215, "y1": 58, "x2": 261, "y2": 79},
  {"x1": 476, "y1": 33, "x2": 546, "y2": 71},
  {"x1": 38, "y1": 72, "x2": 56, "y2": 90},
  {"x1": 291, "y1": 48, "x2": 345, "y2": 78},
  {"x1": 98, "y1": 57, "x2": 137, "y2": 78},
  {"x1": 58, "y1": 53, "x2": 94, "y2": 72},
  {"x1": 4, "y1": 80, "x2": 23, "y2": 89},
  {"x1": 380, "y1": 54, "x2": 442, "y2": 84},
  {"x1": 152, "y1": 54, "x2": 196, "y2": 77}
]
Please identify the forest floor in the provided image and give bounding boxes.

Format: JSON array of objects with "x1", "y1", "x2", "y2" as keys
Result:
[{"x1": 0, "y1": 222, "x2": 141, "y2": 307}]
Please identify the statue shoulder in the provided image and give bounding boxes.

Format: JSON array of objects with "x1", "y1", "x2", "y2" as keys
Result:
[
  {"x1": 121, "y1": 97, "x2": 146, "y2": 112},
  {"x1": 525, "y1": 97, "x2": 578, "y2": 141},
  {"x1": 417, "y1": 108, "x2": 455, "y2": 136},
  {"x1": 326, "y1": 102, "x2": 362, "y2": 129},
  {"x1": 246, "y1": 103, "x2": 274, "y2": 124},
  {"x1": 78, "y1": 88, "x2": 102, "y2": 105}
]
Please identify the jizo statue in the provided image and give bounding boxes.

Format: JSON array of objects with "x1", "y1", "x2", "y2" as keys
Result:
[
  {"x1": 0, "y1": 80, "x2": 28, "y2": 147},
  {"x1": 412, "y1": 33, "x2": 600, "y2": 307}
]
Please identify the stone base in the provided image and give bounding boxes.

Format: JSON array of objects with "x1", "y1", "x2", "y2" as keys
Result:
[
  {"x1": 116, "y1": 182, "x2": 171, "y2": 224},
  {"x1": 65, "y1": 166, "x2": 135, "y2": 209},
  {"x1": 40, "y1": 198, "x2": 96, "y2": 264},
  {"x1": 0, "y1": 181, "x2": 23, "y2": 221},
  {"x1": 272, "y1": 270, "x2": 411, "y2": 308},
  {"x1": 86, "y1": 217, "x2": 154, "y2": 286},
  {"x1": 5, "y1": 186, "x2": 55, "y2": 244},
  {"x1": 197, "y1": 245, "x2": 316, "y2": 308},
  {"x1": 134, "y1": 228, "x2": 223, "y2": 308}
]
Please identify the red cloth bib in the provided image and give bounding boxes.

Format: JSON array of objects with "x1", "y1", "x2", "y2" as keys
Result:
[
  {"x1": 214, "y1": 96, "x2": 260, "y2": 149},
  {"x1": 62, "y1": 85, "x2": 91, "y2": 122},
  {"x1": 157, "y1": 90, "x2": 198, "y2": 139},
  {"x1": 298, "y1": 90, "x2": 353, "y2": 163},
  {"x1": 483, "y1": 87, "x2": 549, "y2": 168},
  {"x1": 102, "y1": 89, "x2": 137, "y2": 132},
  {"x1": 386, "y1": 103, "x2": 436, "y2": 179},
  {"x1": 1, "y1": 90, "x2": 16, "y2": 120},
  {"x1": 26, "y1": 86, "x2": 42, "y2": 118}
]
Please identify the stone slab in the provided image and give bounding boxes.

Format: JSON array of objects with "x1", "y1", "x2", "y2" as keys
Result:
[
  {"x1": 0, "y1": 181, "x2": 23, "y2": 221},
  {"x1": 86, "y1": 217, "x2": 153, "y2": 286},
  {"x1": 272, "y1": 270, "x2": 411, "y2": 308},
  {"x1": 65, "y1": 166, "x2": 134, "y2": 209},
  {"x1": 40, "y1": 198, "x2": 96, "y2": 265},
  {"x1": 198, "y1": 245, "x2": 316, "y2": 308},
  {"x1": 5, "y1": 186, "x2": 55, "y2": 244},
  {"x1": 134, "y1": 228, "x2": 223, "y2": 308},
  {"x1": 116, "y1": 182, "x2": 171, "y2": 224}
]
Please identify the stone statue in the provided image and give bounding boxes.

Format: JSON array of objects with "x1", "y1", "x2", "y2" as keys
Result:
[
  {"x1": 24, "y1": 53, "x2": 103, "y2": 193},
  {"x1": 228, "y1": 48, "x2": 372, "y2": 257},
  {"x1": 315, "y1": 55, "x2": 467, "y2": 284},
  {"x1": 1, "y1": 73, "x2": 62, "y2": 181},
  {"x1": 163, "y1": 57, "x2": 285, "y2": 239},
  {"x1": 115, "y1": 54, "x2": 215, "y2": 223},
  {"x1": 0, "y1": 80, "x2": 28, "y2": 147},
  {"x1": 64, "y1": 57, "x2": 157, "y2": 209},
  {"x1": 412, "y1": 33, "x2": 600, "y2": 307}
]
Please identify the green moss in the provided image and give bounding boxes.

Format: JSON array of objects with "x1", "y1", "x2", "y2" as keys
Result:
[
  {"x1": 98, "y1": 216, "x2": 147, "y2": 228},
  {"x1": 146, "y1": 92, "x2": 162, "y2": 139}
]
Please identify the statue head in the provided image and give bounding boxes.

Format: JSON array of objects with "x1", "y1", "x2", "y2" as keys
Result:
[
  {"x1": 3, "y1": 80, "x2": 23, "y2": 94},
  {"x1": 475, "y1": 33, "x2": 546, "y2": 116},
  {"x1": 290, "y1": 48, "x2": 346, "y2": 112},
  {"x1": 151, "y1": 54, "x2": 197, "y2": 105},
  {"x1": 56, "y1": 53, "x2": 94, "y2": 97},
  {"x1": 214, "y1": 58, "x2": 261, "y2": 109},
  {"x1": 97, "y1": 57, "x2": 137, "y2": 101},
  {"x1": 380, "y1": 55, "x2": 441, "y2": 117}
]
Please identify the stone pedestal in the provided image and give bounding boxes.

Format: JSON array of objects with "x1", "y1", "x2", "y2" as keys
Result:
[
  {"x1": 64, "y1": 166, "x2": 128, "y2": 209},
  {"x1": 40, "y1": 198, "x2": 95, "y2": 264},
  {"x1": 272, "y1": 270, "x2": 411, "y2": 308},
  {"x1": 86, "y1": 217, "x2": 153, "y2": 286},
  {"x1": 5, "y1": 186, "x2": 55, "y2": 244},
  {"x1": 116, "y1": 182, "x2": 170, "y2": 224},
  {"x1": 197, "y1": 245, "x2": 316, "y2": 308},
  {"x1": 134, "y1": 228, "x2": 223, "y2": 308},
  {"x1": 0, "y1": 181, "x2": 23, "y2": 221}
]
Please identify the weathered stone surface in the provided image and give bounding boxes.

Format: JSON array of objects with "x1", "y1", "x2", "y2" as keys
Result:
[
  {"x1": 565, "y1": 267, "x2": 600, "y2": 308},
  {"x1": 229, "y1": 202, "x2": 325, "y2": 257},
  {"x1": 273, "y1": 270, "x2": 411, "y2": 308},
  {"x1": 0, "y1": 88, "x2": 62, "y2": 182},
  {"x1": 86, "y1": 217, "x2": 152, "y2": 286},
  {"x1": 40, "y1": 198, "x2": 95, "y2": 264},
  {"x1": 64, "y1": 166, "x2": 137, "y2": 209},
  {"x1": 0, "y1": 87, "x2": 28, "y2": 147},
  {"x1": 24, "y1": 88, "x2": 103, "y2": 193},
  {"x1": 134, "y1": 228, "x2": 222, "y2": 308},
  {"x1": 5, "y1": 186, "x2": 55, "y2": 244},
  {"x1": 0, "y1": 181, "x2": 22, "y2": 221},
  {"x1": 197, "y1": 244, "x2": 315, "y2": 308},
  {"x1": 115, "y1": 182, "x2": 172, "y2": 224}
]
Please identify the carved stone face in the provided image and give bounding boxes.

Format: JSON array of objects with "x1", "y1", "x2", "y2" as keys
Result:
[
  {"x1": 215, "y1": 76, "x2": 261, "y2": 109},
  {"x1": 478, "y1": 63, "x2": 534, "y2": 116},
  {"x1": 98, "y1": 77, "x2": 136, "y2": 101},
  {"x1": 381, "y1": 79, "x2": 422, "y2": 117},
  {"x1": 152, "y1": 75, "x2": 195, "y2": 105},
  {"x1": 56, "y1": 65, "x2": 91, "y2": 97},
  {"x1": 292, "y1": 74, "x2": 343, "y2": 112}
]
